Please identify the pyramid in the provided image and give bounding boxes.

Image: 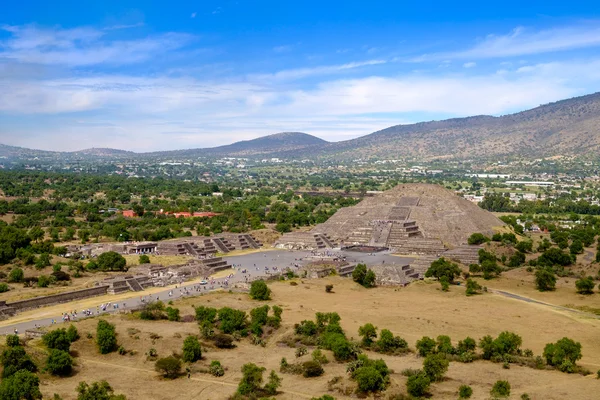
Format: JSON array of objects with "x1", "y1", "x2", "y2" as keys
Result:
[{"x1": 277, "y1": 184, "x2": 504, "y2": 254}]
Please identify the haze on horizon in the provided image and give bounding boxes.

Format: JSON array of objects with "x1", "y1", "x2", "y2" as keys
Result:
[{"x1": 1, "y1": 1, "x2": 600, "y2": 152}]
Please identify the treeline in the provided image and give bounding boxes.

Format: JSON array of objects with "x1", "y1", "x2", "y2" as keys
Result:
[{"x1": 480, "y1": 193, "x2": 600, "y2": 216}]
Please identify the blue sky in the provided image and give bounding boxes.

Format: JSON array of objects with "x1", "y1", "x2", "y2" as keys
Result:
[{"x1": 1, "y1": 1, "x2": 600, "y2": 151}]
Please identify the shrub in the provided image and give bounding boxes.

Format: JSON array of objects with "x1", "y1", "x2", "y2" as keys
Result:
[
  {"x1": 139, "y1": 301, "x2": 166, "y2": 320},
  {"x1": 195, "y1": 306, "x2": 217, "y2": 324},
  {"x1": 352, "y1": 263, "x2": 376, "y2": 288},
  {"x1": 302, "y1": 360, "x2": 324, "y2": 378},
  {"x1": 218, "y1": 307, "x2": 247, "y2": 334},
  {"x1": 0, "y1": 283, "x2": 9, "y2": 293},
  {"x1": 76, "y1": 380, "x2": 126, "y2": 400},
  {"x1": 1, "y1": 346, "x2": 37, "y2": 378},
  {"x1": 295, "y1": 320, "x2": 318, "y2": 336},
  {"x1": 46, "y1": 349, "x2": 73, "y2": 376},
  {"x1": 42, "y1": 329, "x2": 71, "y2": 352},
  {"x1": 312, "y1": 349, "x2": 329, "y2": 364},
  {"x1": 37, "y1": 275, "x2": 51, "y2": 288},
  {"x1": 456, "y1": 337, "x2": 476, "y2": 354},
  {"x1": 155, "y1": 356, "x2": 182, "y2": 378},
  {"x1": 423, "y1": 353, "x2": 449, "y2": 382},
  {"x1": 425, "y1": 257, "x2": 461, "y2": 283},
  {"x1": 458, "y1": 384, "x2": 473, "y2": 399},
  {"x1": 139, "y1": 254, "x2": 151, "y2": 264},
  {"x1": 325, "y1": 284, "x2": 334, "y2": 293},
  {"x1": 491, "y1": 380, "x2": 511, "y2": 398},
  {"x1": 6, "y1": 335, "x2": 20, "y2": 347},
  {"x1": 0, "y1": 370, "x2": 41, "y2": 400},
  {"x1": 535, "y1": 268, "x2": 556, "y2": 291},
  {"x1": 213, "y1": 333, "x2": 235, "y2": 349},
  {"x1": 96, "y1": 319, "x2": 117, "y2": 354},
  {"x1": 436, "y1": 335, "x2": 454, "y2": 354},
  {"x1": 465, "y1": 279, "x2": 482, "y2": 296},
  {"x1": 468, "y1": 233, "x2": 489, "y2": 245},
  {"x1": 166, "y1": 307, "x2": 181, "y2": 322},
  {"x1": 295, "y1": 346, "x2": 308, "y2": 358},
  {"x1": 8, "y1": 268, "x2": 24, "y2": 283},
  {"x1": 406, "y1": 371, "x2": 431, "y2": 397},
  {"x1": 479, "y1": 331, "x2": 522, "y2": 360},
  {"x1": 416, "y1": 336, "x2": 437, "y2": 357},
  {"x1": 375, "y1": 329, "x2": 408, "y2": 353},
  {"x1": 182, "y1": 336, "x2": 202, "y2": 363},
  {"x1": 66, "y1": 325, "x2": 80, "y2": 342},
  {"x1": 250, "y1": 280, "x2": 271, "y2": 300},
  {"x1": 350, "y1": 356, "x2": 389, "y2": 393},
  {"x1": 575, "y1": 276, "x2": 595, "y2": 294},
  {"x1": 358, "y1": 323, "x2": 377, "y2": 346},
  {"x1": 543, "y1": 337, "x2": 582, "y2": 372},
  {"x1": 210, "y1": 360, "x2": 225, "y2": 377},
  {"x1": 237, "y1": 363, "x2": 267, "y2": 396},
  {"x1": 96, "y1": 251, "x2": 127, "y2": 271}
]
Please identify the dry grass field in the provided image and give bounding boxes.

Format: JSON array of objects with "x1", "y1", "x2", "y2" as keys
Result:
[{"x1": 7, "y1": 275, "x2": 600, "y2": 400}]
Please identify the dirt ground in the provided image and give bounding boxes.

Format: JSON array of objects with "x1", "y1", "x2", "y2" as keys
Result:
[{"x1": 10, "y1": 276, "x2": 600, "y2": 400}]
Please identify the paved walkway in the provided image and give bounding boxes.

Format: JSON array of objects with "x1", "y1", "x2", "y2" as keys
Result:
[{"x1": 1, "y1": 249, "x2": 413, "y2": 335}]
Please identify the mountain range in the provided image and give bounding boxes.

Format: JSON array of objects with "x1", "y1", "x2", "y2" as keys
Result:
[{"x1": 3, "y1": 92, "x2": 600, "y2": 162}]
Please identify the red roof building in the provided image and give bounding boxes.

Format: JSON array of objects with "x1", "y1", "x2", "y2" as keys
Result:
[{"x1": 121, "y1": 210, "x2": 138, "y2": 218}]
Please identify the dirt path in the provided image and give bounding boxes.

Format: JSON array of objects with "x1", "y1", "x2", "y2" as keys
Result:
[
  {"x1": 80, "y1": 358, "x2": 314, "y2": 399},
  {"x1": 491, "y1": 289, "x2": 600, "y2": 319}
]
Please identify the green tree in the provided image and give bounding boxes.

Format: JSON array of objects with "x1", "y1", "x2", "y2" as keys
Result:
[
  {"x1": 46, "y1": 349, "x2": 73, "y2": 376},
  {"x1": 575, "y1": 276, "x2": 595, "y2": 294},
  {"x1": 406, "y1": 371, "x2": 431, "y2": 397},
  {"x1": 249, "y1": 280, "x2": 271, "y2": 300},
  {"x1": 42, "y1": 329, "x2": 71, "y2": 352},
  {"x1": 5, "y1": 335, "x2": 20, "y2": 347},
  {"x1": 76, "y1": 380, "x2": 127, "y2": 400},
  {"x1": 543, "y1": 337, "x2": 582, "y2": 373},
  {"x1": 66, "y1": 325, "x2": 80, "y2": 342},
  {"x1": 352, "y1": 263, "x2": 376, "y2": 288},
  {"x1": 467, "y1": 233, "x2": 488, "y2": 245},
  {"x1": 0, "y1": 370, "x2": 42, "y2": 400},
  {"x1": 165, "y1": 307, "x2": 180, "y2": 322},
  {"x1": 96, "y1": 320, "x2": 117, "y2": 354},
  {"x1": 416, "y1": 336, "x2": 437, "y2": 357},
  {"x1": 96, "y1": 251, "x2": 127, "y2": 272},
  {"x1": 570, "y1": 240, "x2": 584, "y2": 255},
  {"x1": 375, "y1": 329, "x2": 407, "y2": 353},
  {"x1": 218, "y1": 307, "x2": 247, "y2": 334},
  {"x1": 459, "y1": 384, "x2": 473, "y2": 399},
  {"x1": 209, "y1": 360, "x2": 225, "y2": 377},
  {"x1": 358, "y1": 323, "x2": 377, "y2": 347},
  {"x1": 425, "y1": 257, "x2": 461, "y2": 283},
  {"x1": 155, "y1": 356, "x2": 182, "y2": 378},
  {"x1": 182, "y1": 336, "x2": 202, "y2": 363},
  {"x1": 535, "y1": 268, "x2": 556, "y2": 291},
  {"x1": 515, "y1": 240, "x2": 533, "y2": 253},
  {"x1": 465, "y1": 279, "x2": 482, "y2": 296},
  {"x1": 491, "y1": 380, "x2": 511, "y2": 398},
  {"x1": 0, "y1": 282, "x2": 8, "y2": 293},
  {"x1": 237, "y1": 363, "x2": 266, "y2": 396},
  {"x1": 8, "y1": 268, "x2": 24, "y2": 283},
  {"x1": 138, "y1": 254, "x2": 150, "y2": 264},
  {"x1": 423, "y1": 353, "x2": 449, "y2": 382},
  {"x1": 1, "y1": 346, "x2": 37, "y2": 378}
]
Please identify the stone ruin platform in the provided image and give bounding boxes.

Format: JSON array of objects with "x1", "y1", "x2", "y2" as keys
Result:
[{"x1": 157, "y1": 234, "x2": 263, "y2": 256}]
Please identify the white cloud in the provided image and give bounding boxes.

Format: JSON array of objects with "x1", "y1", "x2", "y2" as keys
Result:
[
  {"x1": 0, "y1": 25, "x2": 193, "y2": 66},
  {"x1": 416, "y1": 23, "x2": 600, "y2": 61},
  {"x1": 190, "y1": 12, "x2": 197, "y2": 18},
  {"x1": 252, "y1": 59, "x2": 388, "y2": 81},
  {"x1": 463, "y1": 62, "x2": 476, "y2": 68}
]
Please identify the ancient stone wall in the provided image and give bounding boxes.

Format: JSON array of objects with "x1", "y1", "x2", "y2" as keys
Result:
[{"x1": 7, "y1": 286, "x2": 109, "y2": 312}]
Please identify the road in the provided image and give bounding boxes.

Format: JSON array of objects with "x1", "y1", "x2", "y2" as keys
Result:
[{"x1": 1, "y1": 249, "x2": 413, "y2": 335}]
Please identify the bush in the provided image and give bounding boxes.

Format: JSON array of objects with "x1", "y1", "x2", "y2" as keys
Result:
[
  {"x1": 155, "y1": 356, "x2": 182, "y2": 378},
  {"x1": 543, "y1": 337, "x2": 582, "y2": 372},
  {"x1": 425, "y1": 257, "x2": 461, "y2": 283},
  {"x1": 76, "y1": 380, "x2": 126, "y2": 400},
  {"x1": 352, "y1": 263, "x2": 376, "y2": 288},
  {"x1": 295, "y1": 320, "x2": 318, "y2": 336},
  {"x1": 250, "y1": 280, "x2": 271, "y2": 300},
  {"x1": 479, "y1": 332, "x2": 522, "y2": 360},
  {"x1": 195, "y1": 306, "x2": 217, "y2": 324},
  {"x1": 218, "y1": 307, "x2": 247, "y2": 333},
  {"x1": 465, "y1": 279, "x2": 482, "y2": 296},
  {"x1": 575, "y1": 276, "x2": 595, "y2": 294},
  {"x1": 6, "y1": 335, "x2": 20, "y2": 347},
  {"x1": 423, "y1": 353, "x2": 449, "y2": 382},
  {"x1": 468, "y1": 233, "x2": 488, "y2": 245},
  {"x1": 8, "y1": 268, "x2": 24, "y2": 283},
  {"x1": 375, "y1": 329, "x2": 408, "y2": 353},
  {"x1": 96, "y1": 319, "x2": 117, "y2": 354},
  {"x1": 459, "y1": 384, "x2": 473, "y2": 399},
  {"x1": 1, "y1": 346, "x2": 37, "y2": 378},
  {"x1": 535, "y1": 268, "x2": 556, "y2": 291},
  {"x1": 0, "y1": 370, "x2": 42, "y2": 400},
  {"x1": 0, "y1": 283, "x2": 9, "y2": 293},
  {"x1": 456, "y1": 337, "x2": 476, "y2": 354},
  {"x1": 302, "y1": 360, "x2": 324, "y2": 378},
  {"x1": 312, "y1": 349, "x2": 329, "y2": 364},
  {"x1": 325, "y1": 284, "x2": 334, "y2": 293},
  {"x1": 166, "y1": 307, "x2": 181, "y2": 322},
  {"x1": 182, "y1": 336, "x2": 202, "y2": 363},
  {"x1": 210, "y1": 360, "x2": 225, "y2": 377},
  {"x1": 406, "y1": 371, "x2": 430, "y2": 397},
  {"x1": 46, "y1": 349, "x2": 73, "y2": 376},
  {"x1": 358, "y1": 323, "x2": 377, "y2": 346},
  {"x1": 96, "y1": 251, "x2": 127, "y2": 271},
  {"x1": 213, "y1": 333, "x2": 235, "y2": 349},
  {"x1": 139, "y1": 254, "x2": 151, "y2": 264},
  {"x1": 295, "y1": 346, "x2": 308, "y2": 358},
  {"x1": 37, "y1": 275, "x2": 51, "y2": 288},
  {"x1": 491, "y1": 380, "x2": 511, "y2": 398},
  {"x1": 42, "y1": 329, "x2": 71, "y2": 352},
  {"x1": 416, "y1": 336, "x2": 437, "y2": 357},
  {"x1": 67, "y1": 325, "x2": 80, "y2": 342}
]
